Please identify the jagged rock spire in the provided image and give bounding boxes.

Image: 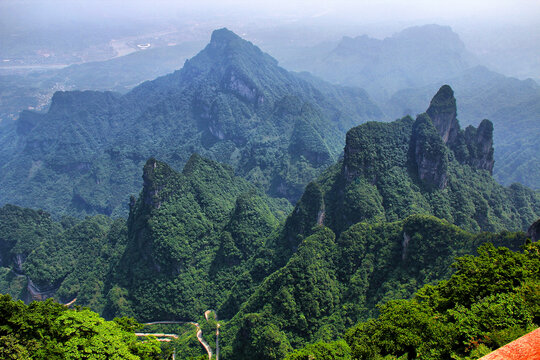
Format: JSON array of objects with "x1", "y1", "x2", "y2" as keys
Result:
[
  {"x1": 426, "y1": 85, "x2": 494, "y2": 174},
  {"x1": 426, "y1": 85, "x2": 460, "y2": 145}
]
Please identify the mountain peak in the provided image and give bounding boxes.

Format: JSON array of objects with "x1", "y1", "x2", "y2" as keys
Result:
[
  {"x1": 183, "y1": 27, "x2": 279, "y2": 90},
  {"x1": 425, "y1": 85, "x2": 494, "y2": 174},
  {"x1": 141, "y1": 158, "x2": 175, "y2": 209},
  {"x1": 182, "y1": 153, "x2": 233, "y2": 177},
  {"x1": 426, "y1": 85, "x2": 459, "y2": 144},
  {"x1": 210, "y1": 28, "x2": 242, "y2": 45}
]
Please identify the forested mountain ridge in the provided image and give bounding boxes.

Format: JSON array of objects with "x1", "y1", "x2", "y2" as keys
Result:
[
  {"x1": 211, "y1": 86, "x2": 540, "y2": 359},
  {"x1": 0, "y1": 152, "x2": 538, "y2": 359},
  {"x1": 0, "y1": 164, "x2": 535, "y2": 359},
  {"x1": 219, "y1": 216, "x2": 531, "y2": 359},
  {"x1": 287, "y1": 85, "x2": 539, "y2": 237},
  {"x1": 285, "y1": 24, "x2": 539, "y2": 191},
  {"x1": 1, "y1": 86, "x2": 537, "y2": 319},
  {"x1": 0, "y1": 155, "x2": 292, "y2": 321},
  {"x1": 0, "y1": 28, "x2": 382, "y2": 217},
  {"x1": 107, "y1": 154, "x2": 292, "y2": 321}
]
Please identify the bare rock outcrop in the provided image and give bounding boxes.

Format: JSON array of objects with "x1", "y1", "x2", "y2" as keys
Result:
[
  {"x1": 411, "y1": 113, "x2": 449, "y2": 189},
  {"x1": 426, "y1": 85, "x2": 495, "y2": 174},
  {"x1": 426, "y1": 85, "x2": 460, "y2": 145},
  {"x1": 527, "y1": 218, "x2": 540, "y2": 242}
]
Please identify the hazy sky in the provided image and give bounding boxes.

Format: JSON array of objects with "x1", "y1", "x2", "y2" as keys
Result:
[
  {"x1": 2, "y1": 0, "x2": 539, "y2": 80},
  {"x1": 3, "y1": 0, "x2": 540, "y2": 26}
]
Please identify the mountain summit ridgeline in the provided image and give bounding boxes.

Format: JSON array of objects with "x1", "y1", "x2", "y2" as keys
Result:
[
  {"x1": 290, "y1": 85, "x2": 537, "y2": 236},
  {"x1": 0, "y1": 28, "x2": 382, "y2": 217}
]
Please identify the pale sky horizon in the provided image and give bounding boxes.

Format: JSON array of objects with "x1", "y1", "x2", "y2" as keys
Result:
[{"x1": 2, "y1": 0, "x2": 540, "y2": 27}]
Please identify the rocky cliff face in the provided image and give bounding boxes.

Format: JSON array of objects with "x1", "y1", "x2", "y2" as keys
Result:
[
  {"x1": 527, "y1": 219, "x2": 540, "y2": 242},
  {"x1": 425, "y1": 85, "x2": 494, "y2": 174},
  {"x1": 426, "y1": 85, "x2": 460, "y2": 145},
  {"x1": 462, "y1": 119, "x2": 495, "y2": 174},
  {"x1": 141, "y1": 158, "x2": 175, "y2": 209},
  {"x1": 411, "y1": 113, "x2": 449, "y2": 189}
]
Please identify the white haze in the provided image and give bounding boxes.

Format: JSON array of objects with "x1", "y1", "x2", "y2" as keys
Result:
[{"x1": 1, "y1": 0, "x2": 539, "y2": 79}]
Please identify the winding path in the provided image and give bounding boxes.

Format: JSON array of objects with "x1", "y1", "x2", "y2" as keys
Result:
[
  {"x1": 63, "y1": 298, "x2": 77, "y2": 307},
  {"x1": 191, "y1": 322, "x2": 213, "y2": 359},
  {"x1": 142, "y1": 311, "x2": 219, "y2": 360},
  {"x1": 135, "y1": 333, "x2": 178, "y2": 342}
]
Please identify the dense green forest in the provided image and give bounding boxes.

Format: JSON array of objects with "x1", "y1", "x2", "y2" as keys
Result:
[
  {"x1": 1, "y1": 217, "x2": 536, "y2": 359},
  {"x1": 108, "y1": 154, "x2": 292, "y2": 321},
  {"x1": 216, "y1": 216, "x2": 530, "y2": 359},
  {"x1": 0, "y1": 28, "x2": 538, "y2": 359},
  {"x1": 0, "y1": 155, "x2": 292, "y2": 319},
  {"x1": 0, "y1": 295, "x2": 161, "y2": 359},
  {"x1": 0, "y1": 152, "x2": 537, "y2": 358},
  {"x1": 0, "y1": 28, "x2": 382, "y2": 218},
  {"x1": 287, "y1": 241, "x2": 539, "y2": 360}
]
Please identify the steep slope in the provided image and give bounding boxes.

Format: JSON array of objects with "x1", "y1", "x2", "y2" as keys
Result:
[
  {"x1": 284, "y1": 85, "x2": 539, "y2": 245},
  {"x1": 386, "y1": 66, "x2": 540, "y2": 190},
  {"x1": 0, "y1": 205, "x2": 63, "y2": 273},
  {"x1": 0, "y1": 28, "x2": 382, "y2": 217},
  {"x1": 220, "y1": 216, "x2": 529, "y2": 360},
  {"x1": 106, "y1": 155, "x2": 291, "y2": 321},
  {"x1": 208, "y1": 86, "x2": 539, "y2": 330},
  {"x1": 0, "y1": 204, "x2": 127, "y2": 311}
]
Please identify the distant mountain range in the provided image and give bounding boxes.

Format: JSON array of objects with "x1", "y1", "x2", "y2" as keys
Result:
[
  {"x1": 290, "y1": 24, "x2": 476, "y2": 103},
  {"x1": 279, "y1": 24, "x2": 539, "y2": 191},
  {"x1": 1, "y1": 25, "x2": 538, "y2": 192},
  {"x1": 0, "y1": 28, "x2": 382, "y2": 217}
]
